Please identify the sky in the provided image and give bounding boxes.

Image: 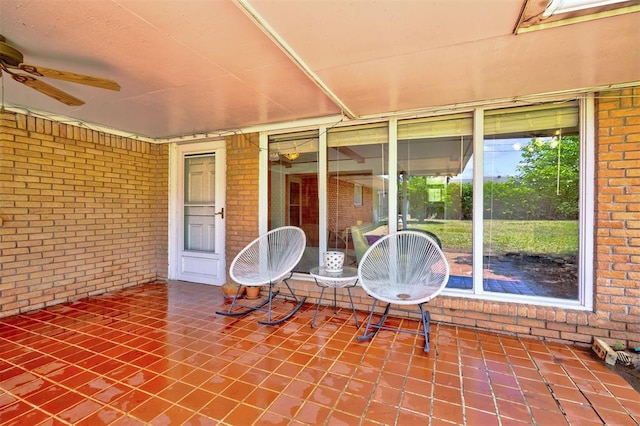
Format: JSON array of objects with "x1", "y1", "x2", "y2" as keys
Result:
[{"x1": 457, "y1": 136, "x2": 558, "y2": 179}]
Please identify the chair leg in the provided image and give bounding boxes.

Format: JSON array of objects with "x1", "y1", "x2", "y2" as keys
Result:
[
  {"x1": 355, "y1": 299, "x2": 433, "y2": 351},
  {"x1": 264, "y1": 282, "x2": 276, "y2": 323},
  {"x1": 356, "y1": 300, "x2": 390, "y2": 341},
  {"x1": 419, "y1": 304, "x2": 431, "y2": 353},
  {"x1": 217, "y1": 273, "x2": 306, "y2": 325},
  {"x1": 215, "y1": 285, "x2": 272, "y2": 317},
  {"x1": 258, "y1": 274, "x2": 306, "y2": 325}
]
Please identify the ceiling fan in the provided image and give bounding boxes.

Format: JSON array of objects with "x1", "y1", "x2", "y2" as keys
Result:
[{"x1": 0, "y1": 34, "x2": 120, "y2": 106}]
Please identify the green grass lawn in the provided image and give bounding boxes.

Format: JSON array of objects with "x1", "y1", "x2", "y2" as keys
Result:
[{"x1": 410, "y1": 220, "x2": 579, "y2": 255}]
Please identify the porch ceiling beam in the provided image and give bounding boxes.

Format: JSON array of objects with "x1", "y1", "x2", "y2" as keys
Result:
[
  {"x1": 233, "y1": 0, "x2": 356, "y2": 120},
  {"x1": 336, "y1": 147, "x2": 366, "y2": 164}
]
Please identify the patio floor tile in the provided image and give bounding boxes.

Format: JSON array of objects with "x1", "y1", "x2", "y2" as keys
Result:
[{"x1": 0, "y1": 280, "x2": 637, "y2": 425}]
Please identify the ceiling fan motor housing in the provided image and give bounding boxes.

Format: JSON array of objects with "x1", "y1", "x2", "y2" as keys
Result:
[{"x1": 0, "y1": 40, "x2": 24, "y2": 67}]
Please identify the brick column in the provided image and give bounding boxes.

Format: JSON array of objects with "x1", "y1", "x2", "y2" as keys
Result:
[{"x1": 225, "y1": 133, "x2": 260, "y2": 273}]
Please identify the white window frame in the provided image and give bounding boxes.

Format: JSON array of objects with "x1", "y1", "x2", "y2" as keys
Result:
[{"x1": 259, "y1": 95, "x2": 595, "y2": 309}]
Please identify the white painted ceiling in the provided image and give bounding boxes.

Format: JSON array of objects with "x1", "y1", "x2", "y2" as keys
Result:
[{"x1": 0, "y1": 0, "x2": 638, "y2": 140}]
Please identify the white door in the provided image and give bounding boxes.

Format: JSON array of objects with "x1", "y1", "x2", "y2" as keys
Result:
[{"x1": 174, "y1": 144, "x2": 226, "y2": 284}]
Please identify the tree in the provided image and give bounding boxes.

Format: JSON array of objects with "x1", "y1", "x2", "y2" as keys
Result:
[
  {"x1": 515, "y1": 135, "x2": 580, "y2": 219},
  {"x1": 444, "y1": 181, "x2": 472, "y2": 220},
  {"x1": 403, "y1": 175, "x2": 429, "y2": 221}
]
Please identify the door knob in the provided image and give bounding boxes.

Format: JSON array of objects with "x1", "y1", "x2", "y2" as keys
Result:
[{"x1": 215, "y1": 207, "x2": 224, "y2": 219}]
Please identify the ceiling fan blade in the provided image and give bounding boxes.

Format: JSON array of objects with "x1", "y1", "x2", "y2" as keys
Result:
[
  {"x1": 19, "y1": 64, "x2": 120, "y2": 91},
  {"x1": 12, "y1": 73, "x2": 85, "y2": 106}
]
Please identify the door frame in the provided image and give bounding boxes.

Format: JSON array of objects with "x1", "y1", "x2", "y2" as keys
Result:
[{"x1": 168, "y1": 140, "x2": 226, "y2": 284}]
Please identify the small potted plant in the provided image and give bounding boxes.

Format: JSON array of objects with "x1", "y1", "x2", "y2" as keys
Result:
[
  {"x1": 221, "y1": 282, "x2": 244, "y2": 300},
  {"x1": 244, "y1": 286, "x2": 261, "y2": 300}
]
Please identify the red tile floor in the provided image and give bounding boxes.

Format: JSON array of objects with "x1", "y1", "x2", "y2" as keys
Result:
[{"x1": 0, "y1": 281, "x2": 638, "y2": 425}]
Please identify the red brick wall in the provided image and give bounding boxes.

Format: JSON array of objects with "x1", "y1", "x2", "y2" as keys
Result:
[
  {"x1": 225, "y1": 132, "x2": 260, "y2": 273},
  {"x1": 327, "y1": 176, "x2": 373, "y2": 231},
  {"x1": 0, "y1": 111, "x2": 168, "y2": 317},
  {"x1": 593, "y1": 87, "x2": 640, "y2": 347}
]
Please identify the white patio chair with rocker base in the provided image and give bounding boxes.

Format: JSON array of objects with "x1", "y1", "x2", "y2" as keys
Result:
[
  {"x1": 356, "y1": 230, "x2": 449, "y2": 352},
  {"x1": 216, "y1": 226, "x2": 307, "y2": 325}
]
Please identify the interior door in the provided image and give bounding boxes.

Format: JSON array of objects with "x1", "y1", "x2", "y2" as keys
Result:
[
  {"x1": 288, "y1": 177, "x2": 301, "y2": 226},
  {"x1": 176, "y1": 149, "x2": 226, "y2": 284}
]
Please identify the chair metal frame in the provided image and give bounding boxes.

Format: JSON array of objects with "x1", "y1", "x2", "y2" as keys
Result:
[
  {"x1": 216, "y1": 226, "x2": 307, "y2": 325},
  {"x1": 356, "y1": 230, "x2": 450, "y2": 352}
]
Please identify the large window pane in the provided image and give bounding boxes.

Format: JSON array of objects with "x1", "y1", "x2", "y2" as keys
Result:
[
  {"x1": 268, "y1": 131, "x2": 319, "y2": 273},
  {"x1": 483, "y1": 103, "x2": 580, "y2": 299},
  {"x1": 327, "y1": 124, "x2": 388, "y2": 267},
  {"x1": 184, "y1": 154, "x2": 216, "y2": 252},
  {"x1": 398, "y1": 114, "x2": 473, "y2": 290}
]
